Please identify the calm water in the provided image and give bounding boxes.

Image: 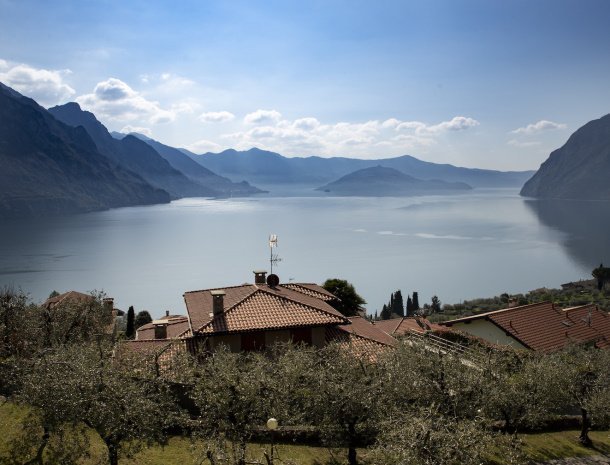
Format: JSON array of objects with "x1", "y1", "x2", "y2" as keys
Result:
[{"x1": 1, "y1": 188, "x2": 609, "y2": 318}]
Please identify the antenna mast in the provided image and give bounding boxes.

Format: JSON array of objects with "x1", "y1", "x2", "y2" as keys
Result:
[{"x1": 269, "y1": 234, "x2": 281, "y2": 274}]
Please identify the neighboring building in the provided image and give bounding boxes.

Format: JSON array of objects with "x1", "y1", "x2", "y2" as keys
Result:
[
  {"x1": 135, "y1": 312, "x2": 190, "y2": 340},
  {"x1": 42, "y1": 290, "x2": 120, "y2": 335},
  {"x1": 374, "y1": 316, "x2": 447, "y2": 337},
  {"x1": 327, "y1": 316, "x2": 397, "y2": 359},
  {"x1": 439, "y1": 301, "x2": 610, "y2": 351}
]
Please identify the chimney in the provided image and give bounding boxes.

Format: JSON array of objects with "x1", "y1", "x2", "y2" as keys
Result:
[
  {"x1": 165, "y1": 310, "x2": 170, "y2": 317},
  {"x1": 153, "y1": 321, "x2": 168, "y2": 339},
  {"x1": 103, "y1": 298, "x2": 114, "y2": 315},
  {"x1": 254, "y1": 270, "x2": 267, "y2": 285},
  {"x1": 211, "y1": 290, "x2": 226, "y2": 315},
  {"x1": 508, "y1": 297, "x2": 518, "y2": 308}
]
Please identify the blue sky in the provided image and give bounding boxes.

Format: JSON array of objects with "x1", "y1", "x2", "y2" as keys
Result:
[{"x1": 1, "y1": 0, "x2": 609, "y2": 170}]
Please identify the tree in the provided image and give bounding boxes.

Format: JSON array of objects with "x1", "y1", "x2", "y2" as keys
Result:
[
  {"x1": 430, "y1": 295, "x2": 441, "y2": 313},
  {"x1": 379, "y1": 304, "x2": 392, "y2": 320},
  {"x1": 134, "y1": 310, "x2": 152, "y2": 330},
  {"x1": 391, "y1": 290, "x2": 404, "y2": 317},
  {"x1": 322, "y1": 279, "x2": 366, "y2": 317},
  {"x1": 592, "y1": 263, "x2": 610, "y2": 291},
  {"x1": 406, "y1": 296, "x2": 414, "y2": 316},
  {"x1": 125, "y1": 306, "x2": 135, "y2": 339},
  {"x1": 412, "y1": 292, "x2": 420, "y2": 313},
  {"x1": 19, "y1": 341, "x2": 181, "y2": 465},
  {"x1": 553, "y1": 346, "x2": 610, "y2": 446}
]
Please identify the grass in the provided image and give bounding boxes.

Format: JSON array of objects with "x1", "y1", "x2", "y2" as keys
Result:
[{"x1": 2, "y1": 402, "x2": 609, "y2": 464}]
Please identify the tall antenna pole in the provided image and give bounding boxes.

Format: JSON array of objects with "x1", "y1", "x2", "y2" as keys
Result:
[{"x1": 269, "y1": 234, "x2": 280, "y2": 274}]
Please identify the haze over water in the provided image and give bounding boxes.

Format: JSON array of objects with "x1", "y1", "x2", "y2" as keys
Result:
[{"x1": 2, "y1": 189, "x2": 609, "y2": 317}]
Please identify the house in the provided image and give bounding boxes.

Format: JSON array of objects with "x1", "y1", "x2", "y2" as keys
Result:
[
  {"x1": 374, "y1": 316, "x2": 447, "y2": 337},
  {"x1": 122, "y1": 271, "x2": 397, "y2": 360},
  {"x1": 182, "y1": 271, "x2": 350, "y2": 351},
  {"x1": 135, "y1": 312, "x2": 190, "y2": 340},
  {"x1": 439, "y1": 301, "x2": 610, "y2": 351}
]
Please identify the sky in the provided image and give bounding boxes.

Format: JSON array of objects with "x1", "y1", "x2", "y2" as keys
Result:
[{"x1": 1, "y1": 0, "x2": 609, "y2": 170}]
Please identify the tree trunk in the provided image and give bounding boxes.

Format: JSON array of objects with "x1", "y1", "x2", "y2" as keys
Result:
[
  {"x1": 347, "y1": 423, "x2": 358, "y2": 465},
  {"x1": 579, "y1": 407, "x2": 593, "y2": 447},
  {"x1": 106, "y1": 439, "x2": 119, "y2": 465}
]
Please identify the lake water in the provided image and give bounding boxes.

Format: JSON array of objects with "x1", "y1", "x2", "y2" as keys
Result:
[{"x1": 1, "y1": 188, "x2": 609, "y2": 318}]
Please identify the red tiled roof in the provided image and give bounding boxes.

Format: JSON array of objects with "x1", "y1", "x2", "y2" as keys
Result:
[
  {"x1": 441, "y1": 302, "x2": 610, "y2": 352},
  {"x1": 281, "y1": 283, "x2": 337, "y2": 301},
  {"x1": 184, "y1": 283, "x2": 348, "y2": 335},
  {"x1": 375, "y1": 317, "x2": 446, "y2": 336},
  {"x1": 42, "y1": 290, "x2": 94, "y2": 309},
  {"x1": 136, "y1": 315, "x2": 190, "y2": 340},
  {"x1": 338, "y1": 316, "x2": 397, "y2": 346},
  {"x1": 327, "y1": 317, "x2": 396, "y2": 360}
]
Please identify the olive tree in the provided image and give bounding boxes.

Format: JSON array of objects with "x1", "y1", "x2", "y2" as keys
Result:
[{"x1": 18, "y1": 341, "x2": 180, "y2": 465}]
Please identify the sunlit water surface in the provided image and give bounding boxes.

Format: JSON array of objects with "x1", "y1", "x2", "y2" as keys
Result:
[{"x1": 1, "y1": 188, "x2": 609, "y2": 317}]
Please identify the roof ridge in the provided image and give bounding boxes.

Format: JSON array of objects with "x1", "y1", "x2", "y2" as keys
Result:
[
  {"x1": 442, "y1": 300, "x2": 555, "y2": 325},
  {"x1": 184, "y1": 284, "x2": 256, "y2": 295}
]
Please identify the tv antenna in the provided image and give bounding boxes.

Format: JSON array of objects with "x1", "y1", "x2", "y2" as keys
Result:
[{"x1": 269, "y1": 234, "x2": 282, "y2": 274}]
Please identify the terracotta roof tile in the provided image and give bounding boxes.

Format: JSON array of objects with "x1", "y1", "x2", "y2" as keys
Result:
[
  {"x1": 441, "y1": 302, "x2": 610, "y2": 352},
  {"x1": 375, "y1": 317, "x2": 446, "y2": 336},
  {"x1": 326, "y1": 317, "x2": 396, "y2": 360},
  {"x1": 338, "y1": 317, "x2": 397, "y2": 346},
  {"x1": 42, "y1": 290, "x2": 94, "y2": 309},
  {"x1": 197, "y1": 289, "x2": 347, "y2": 334},
  {"x1": 185, "y1": 282, "x2": 347, "y2": 335},
  {"x1": 281, "y1": 283, "x2": 337, "y2": 301},
  {"x1": 136, "y1": 315, "x2": 190, "y2": 340}
]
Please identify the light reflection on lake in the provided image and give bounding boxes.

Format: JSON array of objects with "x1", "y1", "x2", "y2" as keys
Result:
[{"x1": 0, "y1": 189, "x2": 604, "y2": 317}]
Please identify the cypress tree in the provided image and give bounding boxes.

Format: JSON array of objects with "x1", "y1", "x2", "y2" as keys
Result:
[
  {"x1": 412, "y1": 292, "x2": 420, "y2": 313},
  {"x1": 125, "y1": 306, "x2": 135, "y2": 339},
  {"x1": 380, "y1": 304, "x2": 392, "y2": 320},
  {"x1": 392, "y1": 290, "x2": 404, "y2": 317},
  {"x1": 406, "y1": 296, "x2": 413, "y2": 316}
]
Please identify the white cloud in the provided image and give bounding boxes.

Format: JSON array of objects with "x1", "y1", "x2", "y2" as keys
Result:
[
  {"x1": 186, "y1": 139, "x2": 222, "y2": 153},
  {"x1": 199, "y1": 111, "x2": 235, "y2": 123},
  {"x1": 293, "y1": 117, "x2": 320, "y2": 130},
  {"x1": 511, "y1": 120, "x2": 566, "y2": 135},
  {"x1": 507, "y1": 139, "x2": 541, "y2": 148},
  {"x1": 76, "y1": 78, "x2": 182, "y2": 124},
  {"x1": 120, "y1": 125, "x2": 152, "y2": 137},
  {"x1": 396, "y1": 116, "x2": 479, "y2": 135},
  {"x1": 244, "y1": 109, "x2": 282, "y2": 125},
  {"x1": 0, "y1": 61, "x2": 75, "y2": 106}
]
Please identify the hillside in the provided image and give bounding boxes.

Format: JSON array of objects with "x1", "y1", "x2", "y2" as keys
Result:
[
  {"x1": 316, "y1": 166, "x2": 472, "y2": 196},
  {"x1": 189, "y1": 147, "x2": 534, "y2": 188},
  {"x1": 0, "y1": 83, "x2": 169, "y2": 219},
  {"x1": 123, "y1": 133, "x2": 264, "y2": 196},
  {"x1": 521, "y1": 114, "x2": 610, "y2": 200},
  {"x1": 49, "y1": 103, "x2": 218, "y2": 199}
]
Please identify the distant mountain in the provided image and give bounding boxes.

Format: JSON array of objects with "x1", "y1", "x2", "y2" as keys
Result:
[
  {"x1": 122, "y1": 133, "x2": 264, "y2": 196},
  {"x1": 0, "y1": 82, "x2": 169, "y2": 219},
  {"x1": 189, "y1": 148, "x2": 533, "y2": 188},
  {"x1": 49, "y1": 103, "x2": 217, "y2": 199},
  {"x1": 521, "y1": 114, "x2": 610, "y2": 200},
  {"x1": 316, "y1": 166, "x2": 472, "y2": 196}
]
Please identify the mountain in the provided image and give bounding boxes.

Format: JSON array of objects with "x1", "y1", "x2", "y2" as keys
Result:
[
  {"x1": 316, "y1": 166, "x2": 472, "y2": 196},
  {"x1": 0, "y1": 83, "x2": 169, "y2": 219},
  {"x1": 189, "y1": 148, "x2": 534, "y2": 188},
  {"x1": 122, "y1": 133, "x2": 264, "y2": 196},
  {"x1": 521, "y1": 114, "x2": 610, "y2": 200},
  {"x1": 48, "y1": 103, "x2": 218, "y2": 199}
]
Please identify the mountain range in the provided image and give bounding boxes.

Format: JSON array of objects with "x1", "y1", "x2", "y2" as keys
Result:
[
  {"x1": 188, "y1": 147, "x2": 534, "y2": 188},
  {"x1": 0, "y1": 83, "x2": 169, "y2": 219},
  {"x1": 316, "y1": 166, "x2": 473, "y2": 196},
  {"x1": 521, "y1": 113, "x2": 610, "y2": 200}
]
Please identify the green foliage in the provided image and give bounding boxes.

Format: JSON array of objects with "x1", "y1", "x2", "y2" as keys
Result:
[
  {"x1": 322, "y1": 279, "x2": 366, "y2": 317},
  {"x1": 125, "y1": 306, "x2": 135, "y2": 339},
  {"x1": 592, "y1": 263, "x2": 610, "y2": 291},
  {"x1": 134, "y1": 311, "x2": 152, "y2": 330}
]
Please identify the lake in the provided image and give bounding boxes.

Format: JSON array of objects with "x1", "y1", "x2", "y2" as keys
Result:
[{"x1": 1, "y1": 188, "x2": 609, "y2": 318}]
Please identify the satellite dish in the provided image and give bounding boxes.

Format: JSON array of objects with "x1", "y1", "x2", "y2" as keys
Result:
[{"x1": 266, "y1": 273, "x2": 280, "y2": 287}]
